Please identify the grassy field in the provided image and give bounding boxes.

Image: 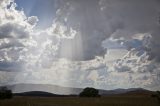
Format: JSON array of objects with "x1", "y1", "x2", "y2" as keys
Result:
[{"x1": 0, "y1": 95, "x2": 159, "y2": 106}]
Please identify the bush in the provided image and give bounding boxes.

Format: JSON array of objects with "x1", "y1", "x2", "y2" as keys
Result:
[
  {"x1": 79, "y1": 87, "x2": 100, "y2": 97},
  {"x1": 0, "y1": 87, "x2": 13, "y2": 99}
]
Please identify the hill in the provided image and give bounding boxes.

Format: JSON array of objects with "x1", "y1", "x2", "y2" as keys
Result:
[
  {"x1": 0, "y1": 83, "x2": 154, "y2": 96},
  {"x1": 14, "y1": 91, "x2": 75, "y2": 97}
]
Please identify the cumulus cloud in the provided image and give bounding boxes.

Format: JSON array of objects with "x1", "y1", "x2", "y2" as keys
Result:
[
  {"x1": 0, "y1": 0, "x2": 13, "y2": 8},
  {"x1": 27, "y1": 16, "x2": 39, "y2": 26},
  {"x1": 0, "y1": 0, "x2": 77, "y2": 72}
]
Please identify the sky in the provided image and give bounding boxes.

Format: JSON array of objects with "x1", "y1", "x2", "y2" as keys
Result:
[{"x1": 0, "y1": 0, "x2": 160, "y2": 91}]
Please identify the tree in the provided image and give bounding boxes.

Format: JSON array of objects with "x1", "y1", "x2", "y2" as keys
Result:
[
  {"x1": 79, "y1": 87, "x2": 100, "y2": 97},
  {"x1": 151, "y1": 91, "x2": 160, "y2": 103},
  {"x1": 156, "y1": 91, "x2": 160, "y2": 102},
  {"x1": 0, "y1": 87, "x2": 13, "y2": 99}
]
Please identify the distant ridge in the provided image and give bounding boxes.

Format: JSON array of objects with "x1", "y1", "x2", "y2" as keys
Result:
[
  {"x1": 7, "y1": 83, "x2": 82, "y2": 95},
  {"x1": 120, "y1": 88, "x2": 154, "y2": 96},
  {"x1": 1, "y1": 83, "x2": 154, "y2": 96},
  {"x1": 14, "y1": 91, "x2": 76, "y2": 97},
  {"x1": 99, "y1": 88, "x2": 153, "y2": 96}
]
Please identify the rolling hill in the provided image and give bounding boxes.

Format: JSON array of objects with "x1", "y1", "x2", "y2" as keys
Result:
[{"x1": 0, "y1": 83, "x2": 154, "y2": 96}]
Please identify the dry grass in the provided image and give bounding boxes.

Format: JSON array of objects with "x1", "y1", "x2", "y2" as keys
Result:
[{"x1": 0, "y1": 95, "x2": 159, "y2": 106}]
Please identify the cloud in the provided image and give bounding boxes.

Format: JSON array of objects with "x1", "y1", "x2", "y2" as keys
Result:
[
  {"x1": 0, "y1": 61, "x2": 25, "y2": 72},
  {"x1": 0, "y1": 39, "x2": 24, "y2": 49},
  {"x1": 0, "y1": 23, "x2": 30, "y2": 39},
  {"x1": 27, "y1": 16, "x2": 39, "y2": 26},
  {"x1": 0, "y1": 0, "x2": 13, "y2": 8},
  {"x1": 49, "y1": 0, "x2": 160, "y2": 61},
  {"x1": 103, "y1": 33, "x2": 160, "y2": 90},
  {"x1": 0, "y1": 0, "x2": 77, "y2": 72},
  {"x1": 102, "y1": 37, "x2": 125, "y2": 50},
  {"x1": 0, "y1": 0, "x2": 160, "y2": 91}
]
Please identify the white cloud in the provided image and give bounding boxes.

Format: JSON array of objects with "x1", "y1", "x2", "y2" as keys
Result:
[
  {"x1": 0, "y1": 0, "x2": 77, "y2": 69},
  {"x1": 102, "y1": 37, "x2": 125, "y2": 50},
  {"x1": 0, "y1": 0, "x2": 13, "y2": 8}
]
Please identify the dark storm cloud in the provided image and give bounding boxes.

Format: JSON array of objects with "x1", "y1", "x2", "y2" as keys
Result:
[
  {"x1": 53, "y1": 0, "x2": 160, "y2": 61},
  {"x1": 55, "y1": 0, "x2": 112, "y2": 60}
]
